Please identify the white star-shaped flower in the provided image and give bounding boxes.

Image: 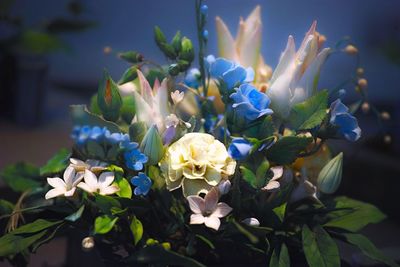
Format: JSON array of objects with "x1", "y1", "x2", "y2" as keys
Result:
[
  {"x1": 77, "y1": 170, "x2": 119, "y2": 195},
  {"x1": 187, "y1": 187, "x2": 232, "y2": 231},
  {"x1": 45, "y1": 166, "x2": 83, "y2": 199},
  {"x1": 69, "y1": 158, "x2": 108, "y2": 173}
]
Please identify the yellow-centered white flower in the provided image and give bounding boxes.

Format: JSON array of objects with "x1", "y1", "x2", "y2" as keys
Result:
[
  {"x1": 77, "y1": 170, "x2": 119, "y2": 195},
  {"x1": 159, "y1": 133, "x2": 236, "y2": 197},
  {"x1": 45, "y1": 166, "x2": 83, "y2": 199}
]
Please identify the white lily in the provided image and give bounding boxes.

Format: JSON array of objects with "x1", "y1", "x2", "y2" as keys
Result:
[
  {"x1": 267, "y1": 21, "x2": 330, "y2": 118},
  {"x1": 133, "y1": 70, "x2": 170, "y2": 131},
  {"x1": 77, "y1": 169, "x2": 119, "y2": 195},
  {"x1": 187, "y1": 187, "x2": 232, "y2": 231},
  {"x1": 216, "y1": 5, "x2": 272, "y2": 85},
  {"x1": 45, "y1": 166, "x2": 83, "y2": 199}
]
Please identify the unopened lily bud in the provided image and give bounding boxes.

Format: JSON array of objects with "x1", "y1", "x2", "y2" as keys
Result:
[
  {"x1": 140, "y1": 125, "x2": 164, "y2": 165},
  {"x1": 171, "y1": 90, "x2": 184, "y2": 104},
  {"x1": 97, "y1": 69, "x2": 122, "y2": 122},
  {"x1": 317, "y1": 152, "x2": 343, "y2": 194},
  {"x1": 381, "y1": 111, "x2": 390, "y2": 120},
  {"x1": 218, "y1": 180, "x2": 231, "y2": 195},
  {"x1": 103, "y1": 46, "x2": 112, "y2": 54},
  {"x1": 384, "y1": 135, "x2": 392, "y2": 144},
  {"x1": 82, "y1": 237, "x2": 95, "y2": 251},
  {"x1": 356, "y1": 68, "x2": 364, "y2": 76},
  {"x1": 361, "y1": 102, "x2": 370, "y2": 113},
  {"x1": 358, "y1": 78, "x2": 368, "y2": 89},
  {"x1": 344, "y1": 44, "x2": 358, "y2": 55}
]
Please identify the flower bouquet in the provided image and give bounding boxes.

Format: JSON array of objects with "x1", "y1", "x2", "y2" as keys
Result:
[{"x1": 0, "y1": 1, "x2": 397, "y2": 267}]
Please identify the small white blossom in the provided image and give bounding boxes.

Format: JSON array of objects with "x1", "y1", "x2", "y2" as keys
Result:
[
  {"x1": 77, "y1": 170, "x2": 119, "y2": 196},
  {"x1": 171, "y1": 90, "x2": 184, "y2": 105},
  {"x1": 187, "y1": 187, "x2": 232, "y2": 231},
  {"x1": 45, "y1": 166, "x2": 83, "y2": 199},
  {"x1": 262, "y1": 166, "x2": 283, "y2": 192},
  {"x1": 69, "y1": 158, "x2": 108, "y2": 173}
]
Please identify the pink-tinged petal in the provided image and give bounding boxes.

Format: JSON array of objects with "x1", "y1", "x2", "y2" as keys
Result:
[
  {"x1": 298, "y1": 21, "x2": 317, "y2": 53},
  {"x1": 204, "y1": 187, "x2": 219, "y2": 212},
  {"x1": 271, "y1": 166, "x2": 284, "y2": 181},
  {"x1": 45, "y1": 188, "x2": 65, "y2": 199},
  {"x1": 238, "y1": 21, "x2": 262, "y2": 70},
  {"x1": 153, "y1": 78, "x2": 170, "y2": 130},
  {"x1": 153, "y1": 78, "x2": 161, "y2": 94},
  {"x1": 216, "y1": 16, "x2": 238, "y2": 61},
  {"x1": 64, "y1": 187, "x2": 76, "y2": 197},
  {"x1": 84, "y1": 169, "x2": 98, "y2": 190},
  {"x1": 204, "y1": 216, "x2": 221, "y2": 231},
  {"x1": 98, "y1": 172, "x2": 115, "y2": 187},
  {"x1": 244, "y1": 5, "x2": 261, "y2": 30},
  {"x1": 133, "y1": 90, "x2": 156, "y2": 128},
  {"x1": 47, "y1": 177, "x2": 66, "y2": 189},
  {"x1": 77, "y1": 182, "x2": 95, "y2": 194},
  {"x1": 99, "y1": 185, "x2": 119, "y2": 196},
  {"x1": 262, "y1": 180, "x2": 280, "y2": 192},
  {"x1": 187, "y1": 196, "x2": 205, "y2": 214},
  {"x1": 190, "y1": 214, "x2": 205, "y2": 225},
  {"x1": 242, "y1": 218, "x2": 260, "y2": 226},
  {"x1": 137, "y1": 69, "x2": 153, "y2": 105},
  {"x1": 211, "y1": 202, "x2": 232, "y2": 218},
  {"x1": 63, "y1": 166, "x2": 75, "y2": 186}
]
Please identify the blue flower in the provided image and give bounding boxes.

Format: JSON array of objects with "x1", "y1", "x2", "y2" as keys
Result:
[
  {"x1": 105, "y1": 132, "x2": 130, "y2": 144},
  {"x1": 71, "y1": 125, "x2": 109, "y2": 145},
  {"x1": 228, "y1": 138, "x2": 253, "y2": 160},
  {"x1": 330, "y1": 99, "x2": 361, "y2": 142},
  {"x1": 131, "y1": 172, "x2": 152, "y2": 196},
  {"x1": 120, "y1": 139, "x2": 139, "y2": 151},
  {"x1": 230, "y1": 83, "x2": 273, "y2": 123},
  {"x1": 208, "y1": 57, "x2": 254, "y2": 89},
  {"x1": 184, "y1": 68, "x2": 201, "y2": 89},
  {"x1": 124, "y1": 149, "x2": 148, "y2": 171}
]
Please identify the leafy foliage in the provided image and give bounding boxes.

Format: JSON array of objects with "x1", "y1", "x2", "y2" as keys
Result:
[{"x1": 266, "y1": 136, "x2": 313, "y2": 164}]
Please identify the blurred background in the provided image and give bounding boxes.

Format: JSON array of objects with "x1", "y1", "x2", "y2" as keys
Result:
[{"x1": 0, "y1": 0, "x2": 399, "y2": 266}]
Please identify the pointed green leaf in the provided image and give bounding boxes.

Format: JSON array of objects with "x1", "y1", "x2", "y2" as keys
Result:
[
  {"x1": 65, "y1": 205, "x2": 85, "y2": 222},
  {"x1": 94, "y1": 215, "x2": 118, "y2": 234},
  {"x1": 0, "y1": 162, "x2": 40, "y2": 192},
  {"x1": 267, "y1": 136, "x2": 313, "y2": 164},
  {"x1": 130, "y1": 216, "x2": 143, "y2": 245},
  {"x1": 40, "y1": 148, "x2": 71, "y2": 176}
]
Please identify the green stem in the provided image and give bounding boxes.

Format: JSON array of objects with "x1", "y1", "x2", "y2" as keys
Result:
[{"x1": 195, "y1": 0, "x2": 208, "y2": 97}]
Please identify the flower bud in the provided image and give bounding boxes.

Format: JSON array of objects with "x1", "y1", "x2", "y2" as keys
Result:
[
  {"x1": 381, "y1": 111, "x2": 390, "y2": 120},
  {"x1": 218, "y1": 180, "x2": 231, "y2": 195},
  {"x1": 344, "y1": 44, "x2": 358, "y2": 55},
  {"x1": 171, "y1": 90, "x2": 184, "y2": 105},
  {"x1": 140, "y1": 125, "x2": 164, "y2": 165},
  {"x1": 200, "y1": 4, "x2": 208, "y2": 15},
  {"x1": 103, "y1": 46, "x2": 112, "y2": 54},
  {"x1": 168, "y1": 64, "x2": 180, "y2": 76},
  {"x1": 202, "y1": 30, "x2": 209, "y2": 40},
  {"x1": 358, "y1": 78, "x2": 368, "y2": 89},
  {"x1": 118, "y1": 51, "x2": 144, "y2": 63},
  {"x1": 317, "y1": 152, "x2": 343, "y2": 194},
  {"x1": 82, "y1": 236, "x2": 95, "y2": 251},
  {"x1": 356, "y1": 67, "x2": 364, "y2": 76},
  {"x1": 361, "y1": 102, "x2": 370, "y2": 113},
  {"x1": 118, "y1": 66, "x2": 139, "y2": 85},
  {"x1": 180, "y1": 37, "x2": 194, "y2": 62},
  {"x1": 97, "y1": 69, "x2": 122, "y2": 122},
  {"x1": 384, "y1": 135, "x2": 392, "y2": 144},
  {"x1": 242, "y1": 218, "x2": 260, "y2": 226}
]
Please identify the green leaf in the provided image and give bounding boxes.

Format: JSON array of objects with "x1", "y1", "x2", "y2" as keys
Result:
[
  {"x1": 266, "y1": 136, "x2": 313, "y2": 165},
  {"x1": 115, "y1": 177, "x2": 132, "y2": 199},
  {"x1": 130, "y1": 216, "x2": 143, "y2": 245},
  {"x1": 335, "y1": 232, "x2": 399, "y2": 267},
  {"x1": 20, "y1": 30, "x2": 64, "y2": 54},
  {"x1": 195, "y1": 234, "x2": 215, "y2": 249},
  {"x1": 65, "y1": 205, "x2": 85, "y2": 222},
  {"x1": 171, "y1": 31, "x2": 182, "y2": 53},
  {"x1": 0, "y1": 230, "x2": 47, "y2": 257},
  {"x1": 70, "y1": 105, "x2": 120, "y2": 133},
  {"x1": 240, "y1": 166, "x2": 257, "y2": 189},
  {"x1": 324, "y1": 196, "x2": 386, "y2": 231},
  {"x1": 289, "y1": 90, "x2": 328, "y2": 130},
  {"x1": 273, "y1": 203, "x2": 287, "y2": 222},
  {"x1": 129, "y1": 121, "x2": 148, "y2": 144},
  {"x1": 302, "y1": 224, "x2": 340, "y2": 267},
  {"x1": 270, "y1": 243, "x2": 290, "y2": 267},
  {"x1": 0, "y1": 199, "x2": 14, "y2": 215},
  {"x1": 231, "y1": 219, "x2": 259, "y2": 244},
  {"x1": 0, "y1": 162, "x2": 40, "y2": 192},
  {"x1": 89, "y1": 94, "x2": 102, "y2": 115},
  {"x1": 128, "y1": 245, "x2": 206, "y2": 267},
  {"x1": 94, "y1": 215, "x2": 118, "y2": 234},
  {"x1": 11, "y1": 219, "x2": 62, "y2": 235},
  {"x1": 118, "y1": 66, "x2": 139, "y2": 85},
  {"x1": 120, "y1": 96, "x2": 136, "y2": 124},
  {"x1": 255, "y1": 160, "x2": 270, "y2": 183},
  {"x1": 95, "y1": 194, "x2": 121, "y2": 215},
  {"x1": 39, "y1": 148, "x2": 71, "y2": 176},
  {"x1": 32, "y1": 222, "x2": 65, "y2": 252}
]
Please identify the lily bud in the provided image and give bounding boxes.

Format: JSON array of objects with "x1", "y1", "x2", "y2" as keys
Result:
[
  {"x1": 171, "y1": 31, "x2": 182, "y2": 53},
  {"x1": 361, "y1": 102, "x2": 370, "y2": 113},
  {"x1": 97, "y1": 70, "x2": 122, "y2": 122},
  {"x1": 344, "y1": 45, "x2": 358, "y2": 55},
  {"x1": 381, "y1": 111, "x2": 390, "y2": 120},
  {"x1": 140, "y1": 125, "x2": 164, "y2": 165},
  {"x1": 82, "y1": 236, "x2": 95, "y2": 251},
  {"x1": 317, "y1": 152, "x2": 343, "y2": 194}
]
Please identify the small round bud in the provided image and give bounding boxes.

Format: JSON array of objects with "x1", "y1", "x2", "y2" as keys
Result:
[
  {"x1": 202, "y1": 29, "x2": 209, "y2": 40},
  {"x1": 200, "y1": 4, "x2": 208, "y2": 15},
  {"x1": 356, "y1": 67, "x2": 364, "y2": 76},
  {"x1": 338, "y1": 89, "x2": 346, "y2": 98},
  {"x1": 381, "y1": 111, "x2": 390, "y2": 120},
  {"x1": 361, "y1": 102, "x2": 370, "y2": 113},
  {"x1": 358, "y1": 78, "x2": 368, "y2": 89},
  {"x1": 103, "y1": 46, "x2": 112, "y2": 54},
  {"x1": 384, "y1": 135, "x2": 392, "y2": 144},
  {"x1": 82, "y1": 237, "x2": 95, "y2": 251},
  {"x1": 344, "y1": 44, "x2": 358, "y2": 55}
]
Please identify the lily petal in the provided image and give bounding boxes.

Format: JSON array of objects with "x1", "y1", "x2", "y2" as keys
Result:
[{"x1": 216, "y1": 16, "x2": 237, "y2": 61}]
